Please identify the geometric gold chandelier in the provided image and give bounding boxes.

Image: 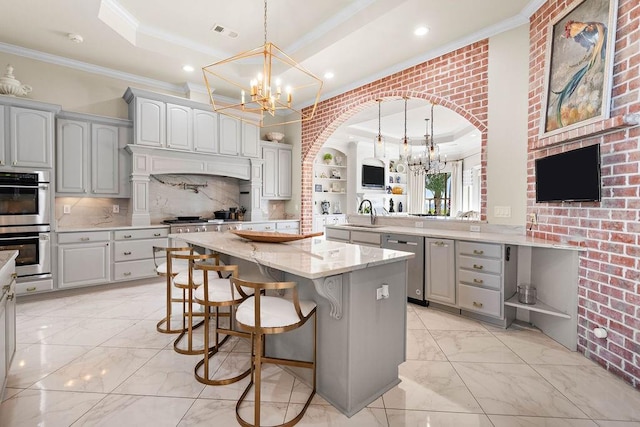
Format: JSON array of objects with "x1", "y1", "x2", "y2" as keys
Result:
[{"x1": 202, "y1": 0, "x2": 323, "y2": 127}]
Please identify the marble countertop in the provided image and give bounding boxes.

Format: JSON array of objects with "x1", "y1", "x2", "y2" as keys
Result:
[
  {"x1": 328, "y1": 224, "x2": 586, "y2": 251},
  {"x1": 56, "y1": 219, "x2": 300, "y2": 233},
  {"x1": 170, "y1": 231, "x2": 414, "y2": 280}
]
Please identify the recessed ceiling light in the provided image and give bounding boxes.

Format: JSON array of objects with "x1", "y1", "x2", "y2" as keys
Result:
[
  {"x1": 182, "y1": 65, "x2": 195, "y2": 72},
  {"x1": 414, "y1": 26, "x2": 429, "y2": 36},
  {"x1": 324, "y1": 71, "x2": 335, "y2": 79}
]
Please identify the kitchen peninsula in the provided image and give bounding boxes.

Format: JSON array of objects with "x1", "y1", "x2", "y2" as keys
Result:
[{"x1": 170, "y1": 231, "x2": 414, "y2": 417}]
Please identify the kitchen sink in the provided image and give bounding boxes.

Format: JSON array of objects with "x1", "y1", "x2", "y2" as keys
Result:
[{"x1": 341, "y1": 223, "x2": 385, "y2": 228}]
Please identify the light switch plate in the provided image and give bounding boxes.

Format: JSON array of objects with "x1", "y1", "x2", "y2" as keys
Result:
[
  {"x1": 112, "y1": 205, "x2": 120, "y2": 213},
  {"x1": 63, "y1": 205, "x2": 71, "y2": 214}
]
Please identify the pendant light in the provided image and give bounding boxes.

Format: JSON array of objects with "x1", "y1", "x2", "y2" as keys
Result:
[
  {"x1": 399, "y1": 97, "x2": 410, "y2": 160},
  {"x1": 374, "y1": 99, "x2": 385, "y2": 159}
]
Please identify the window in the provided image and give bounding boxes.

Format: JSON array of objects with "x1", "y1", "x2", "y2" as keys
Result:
[{"x1": 424, "y1": 172, "x2": 451, "y2": 216}]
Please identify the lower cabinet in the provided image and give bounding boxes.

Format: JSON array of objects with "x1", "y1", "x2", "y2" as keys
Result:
[
  {"x1": 58, "y1": 231, "x2": 111, "y2": 289},
  {"x1": 1, "y1": 257, "x2": 16, "y2": 397},
  {"x1": 113, "y1": 228, "x2": 168, "y2": 281},
  {"x1": 425, "y1": 238, "x2": 456, "y2": 306},
  {"x1": 276, "y1": 221, "x2": 299, "y2": 234}
]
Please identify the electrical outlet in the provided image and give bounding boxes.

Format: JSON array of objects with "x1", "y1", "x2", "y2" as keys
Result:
[
  {"x1": 112, "y1": 204, "x2": 120, "y2": 213},
  {"x1": 63, "y1": 205, "x2": 71, "y2": 214},
  {"x1": 470, "y1": 225, "x2": 481, "y2": 232},
  {"x1": 415, "y1": 222, "x2": 423, "y2": 228},
  {"x1": 530, "y1": 213, "x2": 537, "y2": 225}
]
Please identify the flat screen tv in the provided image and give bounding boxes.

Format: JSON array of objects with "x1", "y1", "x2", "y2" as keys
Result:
[
  {"x1": 535, "y1": 144, "x2": 601, "y2": 203},
  {"x1": 361, "y1": 164, "x2": 385, "y2": 189}
]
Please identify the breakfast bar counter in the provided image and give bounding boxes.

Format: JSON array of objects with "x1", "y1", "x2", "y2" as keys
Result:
[{"x1": 170, "y1": 231, "x2": 414, "y2": 417}]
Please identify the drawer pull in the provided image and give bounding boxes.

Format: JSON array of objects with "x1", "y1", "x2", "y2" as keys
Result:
[
  {"x1": 80, "y1": 237, "x2": 90, "y2": 241},
  {"x1": 473, "y1": 250, "x2": 484, "y2": 255},
  {"x1": 434, "y1": 241, "x2": 446, "y2": 247},
  {"x1": 472, "y1": 301, "x2": 484, "y2": 308},
  {"x1": 154, "y1": 233, "x2": 161, "y2": 237},
  {"x1": 26, "y1": 287, "x2": 37, "y2": 292},
  {"x1": 473, "y1": 278, "x2": 484, "y2": 284},
  {"x1": 124, "y1": 235, "x2": 132, "y2": 239},
  {"x1": 124, "y1": 251, "x2": 132, "y2": 255},
  {"x1": 123, "y1": 272, "x2": 132, "y2": 276},
  {"x1": 473, "y1": 264, "x2": 484, "y2": 270}
]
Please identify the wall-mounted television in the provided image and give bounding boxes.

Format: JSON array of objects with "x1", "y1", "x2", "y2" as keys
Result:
[
  {"x1": 535, "y1": 144, "x2": 601, "y2": 203},
  {"x1": 361, "y1": 164, "x2": 385, "y2": 189}
]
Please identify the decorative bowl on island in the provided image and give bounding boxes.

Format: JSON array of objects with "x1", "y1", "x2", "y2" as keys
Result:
[{"x1": 265, "y1": 132, "x2": 285, "y2": 142}]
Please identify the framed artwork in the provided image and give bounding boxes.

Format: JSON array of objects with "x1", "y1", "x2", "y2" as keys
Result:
[
  {"x1": 540, "y1": 0, "x2": 618, "y2": 137},
  {"x1": 314, "y1": 184, "x2": 322, "y2": 192}
]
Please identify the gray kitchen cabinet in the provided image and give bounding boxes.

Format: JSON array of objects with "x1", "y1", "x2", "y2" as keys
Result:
[
  {"x1": 166, "y1": 103, "x2": 192, "y2": 151},
  {"x1": 0, "y1": 255, "x2": 16, "y2": 397},
  {"x1": 133, "y1": 97, "x2": 165, "y2": 147},
  {"x1": 219, "y1": 115, "x2": 240, "y2": 155},
  {"x1": 58, "y1": 231, "x2": 111, "y2": 289},
  {"x1": 276, "y1": 221, "x2": 300, "y2": 234},
  {"x1": 0, "y1": 106, "x2": 4, "y2": 167},
  {"x1": 56, "y1": 113, "x2": 130, "y2": 197},
  {"x1": 456, "y1": 241, "x2": 516, "y2": 320},
  {"x1": 193, "y1": 108, "x2": 219, "y2": 153},
  {"x1": 113, "y1": 227, "x2": 168, "y2": 281},
  {"x1": 241, "y1": 121, "x2": 260, "y2": 158},
  {"x1": 425, "y1": 238, "x2": 456, "y2": 306},
  {"x1": 6, "y1": 107, "x2": 54, "y2": 168},
  {"x1": 262, "y1": 142, "x2": 292, "y2": 200},
  {"x1": 350, "y1": 230, "x2": 380, "y2": 247}
]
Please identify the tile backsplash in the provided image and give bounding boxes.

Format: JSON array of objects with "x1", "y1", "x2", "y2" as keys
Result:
[{"x1": 55, "y1": 197, "x2": 130, "y2": 228}]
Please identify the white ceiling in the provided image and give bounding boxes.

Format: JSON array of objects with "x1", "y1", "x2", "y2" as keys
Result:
[{"x1": 0, "y1": 0, "x2": 542, "y2": 156}]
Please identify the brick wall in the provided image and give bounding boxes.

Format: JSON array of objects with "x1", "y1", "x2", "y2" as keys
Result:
[
  {"x1": 528, "y1": 0, "x2": 640, "y2": 388},
  {"x1": 300, "y1": 41, "x2": 490, "y2": 233}
]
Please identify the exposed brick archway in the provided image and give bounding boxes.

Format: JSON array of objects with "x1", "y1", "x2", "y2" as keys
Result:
[{"x1": 299, "y1": 40, "x2": 491, "y2": 233}]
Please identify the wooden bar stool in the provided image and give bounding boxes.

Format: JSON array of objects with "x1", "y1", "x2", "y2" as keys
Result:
[
  {"x1": 153, "y1": 246, "x2": 193, "y2": 334},
  {"x1": 171, "y1": 252, "x2": 221, "y2": 355},
  {"x1": 233, "y1": 277, "x2": 317, "y2": 427},
  {"x1": 192, "y1": 263, "x2": 254, "y2": 386}
]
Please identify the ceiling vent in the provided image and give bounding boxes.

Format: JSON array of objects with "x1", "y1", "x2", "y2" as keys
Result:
[{"x1": 210, "y1": 24, "x2": 238, "y2": 38}]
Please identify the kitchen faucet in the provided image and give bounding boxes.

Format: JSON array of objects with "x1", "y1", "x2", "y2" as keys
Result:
[{"x1": 358, "y1": 199, "x2": 376, "y2": 225}]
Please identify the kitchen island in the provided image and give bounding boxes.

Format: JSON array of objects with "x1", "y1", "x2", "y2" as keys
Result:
[{"x1": 170, "y1": 231, "x2": 414, "y2": 417}]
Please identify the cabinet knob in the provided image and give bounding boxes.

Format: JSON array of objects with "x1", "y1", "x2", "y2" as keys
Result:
[
  {"x1": 124, "y1": 251, "x2": 132, "y2": 255},
  {"x1": 473, "y1": 264, "x2": 484, "y2": 270},
  {"x1": 434, "y1": 241, "x2": 446, "y2": 247},
  {"x1": 472, "y1": 301, "x2": 484, "y2": 308},
  {"x1": 124, "y1": 235, "x2": 132, "y2": 239},
  {"x1": 473, "y1": 250, "x2": 484, "y2": 255},
  {"x1": 26, "y1": 286, "x2": 37, "y2": 292},
  {"x1": 154, "y1": 233, "x2": 161, "y2": 237},
  {"x1": 124, "y1": 272, "x2": 132, "y2": 276},
  {"x1": 473, "y1": 278, "x2": 484, "y2": 284}
]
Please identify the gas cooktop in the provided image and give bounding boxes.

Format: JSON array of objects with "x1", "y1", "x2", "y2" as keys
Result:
[{"x1": 162, "y1": 218, "x2": 228, "y2": 224}]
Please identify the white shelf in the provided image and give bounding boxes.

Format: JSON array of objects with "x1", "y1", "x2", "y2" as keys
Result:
[
  {"x1": 315, "y1": 178, "x2": 347, "y2": 182},
  {"x1": 504, "y1": 294, "x2": 571, "y2": 319},
  {"x1": 317, "y1": 163, "x2": 346, "y2": 168}
]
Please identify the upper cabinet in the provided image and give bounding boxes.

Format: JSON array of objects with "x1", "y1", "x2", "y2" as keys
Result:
[
  {"x1": 123, "y1": 87, "x2": 261, "y2": 159},
  {"x1": 0, "y1": 102, "x2": 58, "y2": 169},
  {"x1": 262, "y1": 141, "x2": 292, "y2": 200},
  {"x1": 219, "y1": 115, "x2": 240, "y2": 156},
  {"x1": 193, "y1": 109, "x2": 219, "y2": 153},
  {"x1": 166, "y1": 103, "x2": 193, "y2": 151},
  {"x1": 241, "y1": 121, "x2": 260, "y2": 158},
  {"x1": 133, "y1": 97, "x2": 165, "y2": 147},
  {"x1": 56, "y1": 112, "x2": 131, "y2": 197}
]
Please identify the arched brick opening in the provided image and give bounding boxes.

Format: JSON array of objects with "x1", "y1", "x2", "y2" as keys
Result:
[{"x1": 299, "y1": 91, "x2": 488, "y2": 233}]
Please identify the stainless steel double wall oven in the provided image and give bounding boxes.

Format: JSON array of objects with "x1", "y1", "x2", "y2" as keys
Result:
[{"x1": 0, "y1": 171, "x2": 52, "y2": 281}]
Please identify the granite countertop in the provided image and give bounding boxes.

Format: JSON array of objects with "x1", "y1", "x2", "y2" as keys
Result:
[
  {"x1": 170, "y1": 231, "x2": 414, "y2": 280},
  {"x1": 328, "y1": 224, "x2": 586, "y2": 251}
]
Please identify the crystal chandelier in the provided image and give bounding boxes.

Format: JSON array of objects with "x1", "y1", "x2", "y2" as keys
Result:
[
  {"x1": 406, "y1": 103, "x2": 446, "y2": 175},
  {"x1": 374, "y1": 99, "x2": 385, "y2": 159},
  {"x1": 202, "y1": 0, "x2": 323, "y2": 127}
]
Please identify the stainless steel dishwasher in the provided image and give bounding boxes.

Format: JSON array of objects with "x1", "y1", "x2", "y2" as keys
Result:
[{"x1": 382, "y1": 233, "x2": 426, "y2": 305}]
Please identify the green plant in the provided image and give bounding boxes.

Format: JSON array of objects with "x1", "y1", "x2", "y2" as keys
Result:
[
  {"x1": 323, "y1": 153, "x2": 333, "y2": 161},
  {"x1": 425, "y1": 173, "x2": 447, "y2": 198}
]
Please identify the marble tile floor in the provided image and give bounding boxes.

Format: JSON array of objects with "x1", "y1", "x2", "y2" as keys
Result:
[{"x1": 2, "y1": 279, "x2": 640, "y2": 426}]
